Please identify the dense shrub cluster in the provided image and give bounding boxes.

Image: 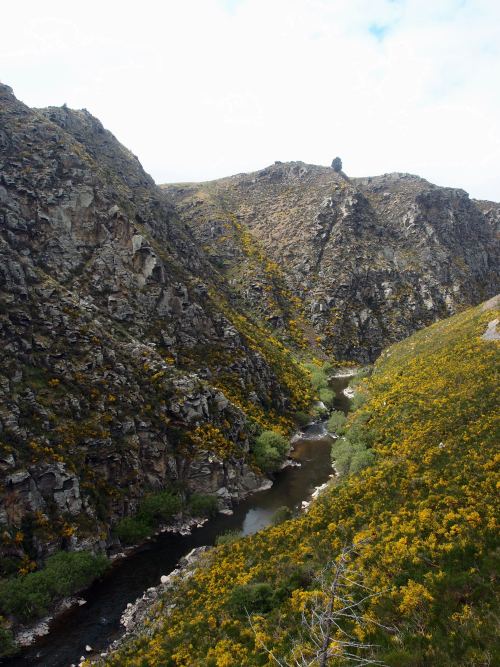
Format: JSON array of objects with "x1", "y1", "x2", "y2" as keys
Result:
[
  {"x1": 304, "y1": 361, "x2": 333, "y2": 391},
  {"x1": 331, "y1": 437, "x2": 375, "y2": 476},
  {"x1": 139, "y1": 491, "x2": 182, "y2": 524},
  {"x1": 294, "y1": 410, "x2": 312, "y2": 427},
  {"x1": 318, "y1": 386, "x2": 335, "y2": 407},
  {"x1": 331, "y1": 411, "x2": 375, "y2": 476},
  {"x1": 326, "y1": 409, "x2": 347, "y2": 434},
  {"x1": 114, "y1": 517, "x2": 151, "y2": 545},
  {"x1": 115, "y1": 490, "x2": 182, "y2": 545},
  {"x1": 252, "y1": 430, "x2": 289, "y2": 472},
  {"x1": 186, "y1": 494, "x2": 219, "y2": 518},
  {"x1": 114, "y1": 490, "x2": 219, "y2": 545},
  {"x1": 0, "y1": 551, "x2": 108, "y2": 623}
]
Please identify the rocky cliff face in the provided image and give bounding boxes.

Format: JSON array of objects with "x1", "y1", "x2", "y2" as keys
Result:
[
  {"x1": 0, "y1": 84, "x2": 310, "y2": 566},
  {"x1": 163, "y1": 162, "x2": 499, "y2": 361}
]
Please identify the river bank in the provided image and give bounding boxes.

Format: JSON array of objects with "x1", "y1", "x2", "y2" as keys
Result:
[{"x1": 2, "y1": 373, "x2": 353, "y2": 667}]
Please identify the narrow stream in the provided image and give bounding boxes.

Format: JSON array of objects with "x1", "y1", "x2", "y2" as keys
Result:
[{"x1": 3, "y1": 375, "x2": 352, "y2": 667}]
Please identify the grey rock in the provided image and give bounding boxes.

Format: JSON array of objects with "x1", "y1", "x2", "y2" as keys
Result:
[{"x1": 331, "y1": 156, "x2": 342, "y2": 172}]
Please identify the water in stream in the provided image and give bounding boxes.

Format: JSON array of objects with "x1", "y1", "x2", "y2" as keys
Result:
[{"x1": 2, "y1": 375, "x2": 352, "y2": 667}]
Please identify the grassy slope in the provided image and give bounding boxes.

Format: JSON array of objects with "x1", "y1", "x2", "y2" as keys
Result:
[{"x1": 102, "y1": 300, "x2": 499, "y2": 667}]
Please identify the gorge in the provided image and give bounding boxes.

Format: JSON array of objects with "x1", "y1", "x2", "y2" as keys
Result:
[{"x1": 0, "y1": 83, "x2": 498, "y2": 665}]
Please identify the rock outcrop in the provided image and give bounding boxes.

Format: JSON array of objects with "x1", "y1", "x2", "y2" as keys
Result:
[{"x1": 163, "y1": 162, "x2": 499, "y2": 361}]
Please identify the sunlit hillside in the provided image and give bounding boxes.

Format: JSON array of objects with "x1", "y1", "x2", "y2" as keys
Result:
[{"x1": 101, "y1": 297, "x2": 499, "y2": 667}]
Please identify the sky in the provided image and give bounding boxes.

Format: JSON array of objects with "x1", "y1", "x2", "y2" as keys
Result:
[{"x1": 1, "y1": 0, "x2": 500, "y2": 201}]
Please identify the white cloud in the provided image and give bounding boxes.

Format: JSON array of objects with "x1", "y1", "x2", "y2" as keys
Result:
[{"x1": 1, "y1": 0, "x2": 499, "y2": 200}]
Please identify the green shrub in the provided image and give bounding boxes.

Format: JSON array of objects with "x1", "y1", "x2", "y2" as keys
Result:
[
  {"x1": 343, "y1": 413, "x2": 375, "y2": 448},
  {"x1": 272, "y1": 506, "x2": 293, "y2": 525},
  {"x1": 215, "y1": 529, "x2": 241, "y2": 546},
  {"x1": 0, "y1": 551, "x2": 108, "y2": 623},
  {"x1": 114, "y1": 490, "x2": 182, "y2": 545},
  {"x1": 331, "y1": 434, "x2": 375, "y2": 477},
  {"x1": 114, "y1": 516, "x2": 152, "y2": 545},
  {"x1": 350, "y1": 391, "x2": 368, "y2": 411},
  {"x1": 137, "y1": 490, "x2": 182, "y2": 524},
  {"x1": 187, "y1": 494, "x2": 218, "y2": 518},
  {"x1": 327, "y1": 410, "x2": 347, "y2": 434},
  {"x1": 310, "y1": 370, "x2": 328, "y2": 390},
  {"x1": 318, "y1": 387, "x2": 335, "y2": 407},
  {"x1": 331, "y1": 438, "x2": 355, "y2": 476},
  {"x1": 305, "y1": 361, "x2": 335, "y2": 392},
  {"x1": 272, "y1": 568, "x2": 314, "y2": 605},
  {"x1": 382, "y1": 650, "x2": 421, "y2": 667},
  {"x1": 227, "y1": 583, "x2": 275, "y2": 616},
  {"x1": 349, "y1": 448, "x2": 375, "y2": 474},
  {"x1": 253, "y1": 430, "x2": 289, "y2": 472},
  {"x1": 311, "y1": 402, "x2": 329, "y2": 419},
  {"x1": 0, "y1": 625, "x2": 16, "y2": 658},
  {"x1": 294, "y1": 411, "x2": 311, "y2": 427},
  {"x1": 43, "y1": 550, "x2": 108, "y2": 593}
]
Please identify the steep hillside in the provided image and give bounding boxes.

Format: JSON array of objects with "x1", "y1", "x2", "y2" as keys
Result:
[
  {"x1": 1, "y1": 82, "x2": 498, "y2": 656},
  {"x1": 0, "y1": 84, "x2": 312, "y2": 575},
  {"x1": 101, "y1": 298, "x2": 499, "y2": 666},
  {"x1": 163, "y1": 162, "x2": 499, "y2": 361}
]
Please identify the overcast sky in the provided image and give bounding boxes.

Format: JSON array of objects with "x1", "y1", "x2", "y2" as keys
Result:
[{"x1": 2, "y1": 0, "x2": 499, "y2": 200}]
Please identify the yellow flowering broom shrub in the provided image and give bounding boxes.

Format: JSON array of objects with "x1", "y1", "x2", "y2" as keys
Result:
[{"x1": 102, "y1": 300, "x2": 499, "y2": 667}]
